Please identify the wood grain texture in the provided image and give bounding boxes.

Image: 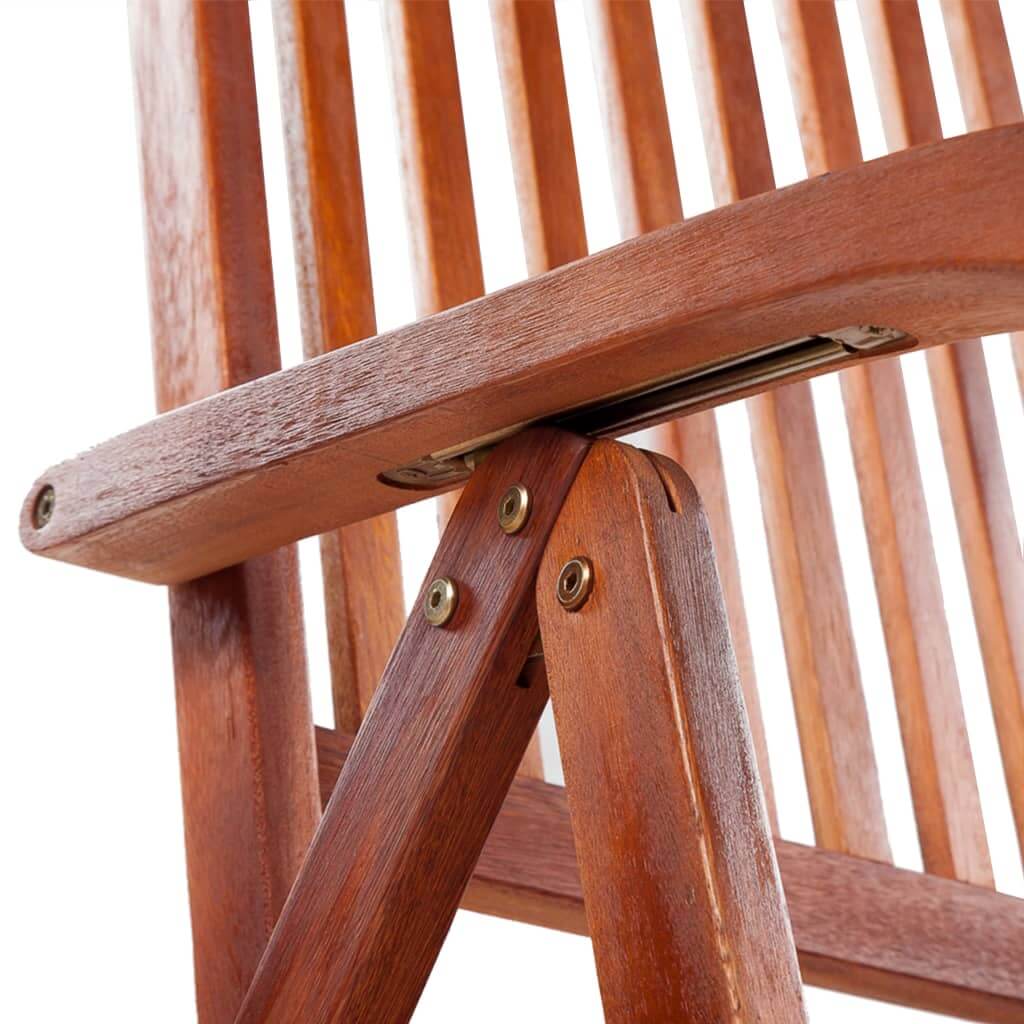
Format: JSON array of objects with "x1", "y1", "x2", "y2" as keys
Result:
[
  {"x1": 126, "y1": 4, "x2": 320, "y2": 1021},
  {"x1": 781, "y1": 0, "x2": 991, "y2": 885},
  {"x1": 536, "y1": 441, "x2": 804, "y2": 1022},
  {"x1": 21, "y1": 124, "x2": 1024, "y2": 583},
  {"x1": 273, "y1": 0, "x2": 404, "y2": 731},
  {"x1": 940, "y1": 0, "x2": 1024, "y2": 392},
  {"x1": 235, "y1": 428, "x2": 588, "y2": 1024},
  {"x1": 588, "y1": 0, "x2": 776, "y2": 828},
  {"x1": 684, "y1": 0, "x2": 889, "y2": 859},
  {"x1": 315, "y1": 729, "x2": 1024, "y2": 1022}
]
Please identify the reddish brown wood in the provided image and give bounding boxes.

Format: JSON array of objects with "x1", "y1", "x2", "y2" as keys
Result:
[
  {"x1": 235, "y1": 428, "x2": 588, "y2": 1023},
  {"x1": 779, "y1": 0, "x2": 991, "y2": 885},
  {"x1": 940, "y1": 0, "x2": 1024, "y2": 391},
  {"x1": 536, "y1": 441, "x2": 804, "y2": 1021},
  {"x1": 317, "y1": 726, "x2": 1024, "y2": 1022},
  {"x1": 21, "y1": 124, "x2": 1024, "y2": 583},
  {"x1": 683, "y1": 0, "x2": 889, "y2": 860},
  {"x1": 273, "y1": 0, "x2": 404, "y2": 730},
  {"x1": 587, "y1": 0, "x2": 776, "y2": 827},
  {"x1": 126, "y1": 4, "x2": 320, "y2": 1021}
]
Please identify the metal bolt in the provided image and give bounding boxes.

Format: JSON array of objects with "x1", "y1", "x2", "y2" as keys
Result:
[
  {"x1": 556, "y1": 556, "x2": 594, "y2": 612},
  {"x1": 497, "y1": 483, "x2": 531, "y2": 535},
  {"x1": 33, "y1": 485, "x2": 55, "y2": 529},
  {"x1": 424, "y1": 576, "x2": 459, "y2": 627}
]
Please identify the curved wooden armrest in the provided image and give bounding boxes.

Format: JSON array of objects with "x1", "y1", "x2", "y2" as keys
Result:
[{"x1": 21, "y1": 124, "x2": 1024, "y2": 583}]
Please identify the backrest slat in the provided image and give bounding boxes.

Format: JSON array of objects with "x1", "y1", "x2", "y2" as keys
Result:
[
  {"x1": 860, "y1": 0, "x2": 1024, "y2": 869},
  {"x1": 582, "y1": 0, "x2": 777, "y2": 829},
  {"x1": 382, "y1": 0, "x2": 543, "y2": 780},
  {"x1": 776, "y1": 0, "x2": 993, "y2": 885},
  {"x1": 941, "y1": 1, "x2": 1024, "y2": 395},
  {"x1": 272, "y1": 0, "x2": 405, "y2": 733},
  {"x1": 681, "y1": 0, "x2": 891, "y2": 861},
  {"x1": 126, "y1": 3, "x2": 321, "y2": 1018}
]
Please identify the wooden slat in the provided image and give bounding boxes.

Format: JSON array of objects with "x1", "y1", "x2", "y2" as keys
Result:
[
  {"x1": 20, "y1": 123, "x2": 1024, "y2": 584},
  {"x1": 585, "y1": 0, "x2": 776, "y2": 829},
  {"x1": 235, "y1": 429, "x2": 587, "y2": 1023},
  {"x1": 941, "y1": 0, "x2": 1024, "y2": 393},
  {"x1": 273, "y1": 0, "x2": 404, "y2": 731},
  {"x1": 776, "y1": 0, "x2": 991, "y2": 884},
  {"x1": 385, "y1": 0, "x2": 542, "y2": 776},
  {"x1": 536, "y1": 441, "x2": 804, "y2": 1020},
  {"x1": 316, "y1": 726, "x2": 1024, "y2": 1023},
  {"x1": 863, "y1": 0, "x2": 1024, "y2": 864},
  {"x1": 126, "y1": 4, "x2": 320, "y2": 1021},
  {"x1": 682, "y1": 0, "x2": 889, "y2": 859}
]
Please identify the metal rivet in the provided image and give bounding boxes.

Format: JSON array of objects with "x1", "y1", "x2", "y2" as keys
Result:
[
  {"x1": 556, "y1": 556, "x2": 594, "y2": 612},
  {"x1": 497, "y1": 483, "x2": 531, "y2": 535},
  {"x1": 424, "y1": 576, "x2": 459, "y2": 627},
  {"x1": 33, "y1": 485, "x2": 55, "y2": 529}
]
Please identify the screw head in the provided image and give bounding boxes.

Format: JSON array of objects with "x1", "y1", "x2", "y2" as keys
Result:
[
  {"x1": 424, "y1": 576, "x2": 459, "y2": 627},
  {"x1": 556, "y1": 556, "x2": 594, "y2": 612},
  {"x1": 33, "y1": 485, "x2": 55, "y2": 529},
  {"x1": 497, "y1": 483, "x2": 531, "y2": 535}
]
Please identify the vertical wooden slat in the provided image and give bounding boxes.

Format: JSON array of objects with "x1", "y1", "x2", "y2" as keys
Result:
[
  {"x1": 384, "y1": 0, "x2": 543, "y2": 778},
  {"x1": 773, "y1": 0, "x2": 992, "y2": 884},
  {"x1": 272, "y1": 0, "x2": 404, "y2": 731},
  {"x1": 940, "y1": 0, "x2": 1024, "y2": 394},
  {"x1": 860, "y1": 0, "x2": 1024, "y2": 865},
  {"x1": 681, "y1": 0, "x2": 890, "y2": 861},
  {"x1": 582, "y1": 0, "x2": 776, "y2": 828},
  {"x1": 127, "y1": 4, "x2": 320, "y2": 1021},
  {"x1": 536, "y1": 441, "x2": 805, "y2": 1021}
]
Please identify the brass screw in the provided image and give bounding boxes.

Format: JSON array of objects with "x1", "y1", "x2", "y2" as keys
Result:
[
  {"x1": 33, "y1": 485, "x2": 55, "y2": 529},
  {"x1": 497, "y1": 483, "x2": 531, "y2": 535},
  {"x1": 424, "y1": 576, "x2": 459, "y2": 627},
  {"x1": 556, "y1": 556, "x2": 594, "y2": 612}
]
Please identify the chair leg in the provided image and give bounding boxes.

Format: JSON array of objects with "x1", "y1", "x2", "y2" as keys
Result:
[
  {"x1": 536, "y1": 440, "x2": 806, "y2": 1022},
  {"x1": 235, "y1": 428, "x2": 589, "y2": 1024}
]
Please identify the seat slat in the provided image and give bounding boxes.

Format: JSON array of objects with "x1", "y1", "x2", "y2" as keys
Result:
[
  {"x1": 272, "y1": 0, "x2": 404, "y2": 732},
  {"x1": 858, "y1": 0, "x2": 1024, "y2": 868},
  {"x1": 125, "y1": 4, "x2": 321, "y2": 1019},
  {"x1": 583, "y1": 0, "x2": 776, "y2": 830},
  {"x1": 775, "y1": 0, "x2": 992, "y2": 885},
  {"x1": 682, "y1": 0, "x2": 889, "y2": 860},
  {"x1": 20, "y1": 124, "x2": 1024, "y2": 583}
]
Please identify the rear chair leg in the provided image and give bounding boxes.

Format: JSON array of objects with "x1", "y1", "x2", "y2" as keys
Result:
[
  {"x1": 234, "y1": 428, "x2": 589, "y2": 1024},
  {"x1": 536, "y1": 440, "x2": 806, "y2": 1022}
]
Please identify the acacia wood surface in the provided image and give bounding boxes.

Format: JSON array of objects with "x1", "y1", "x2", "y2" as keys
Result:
[
  {"x1": 536, "y1": 441, "x2": 804, "y2": 1021},
  {"x1": 941, "y1": 0, "x2": 1024, "y2": 393},
  {"x1": 683, "y1": 0, "x2": 889, "y2": 860},
  {"x1": 20, "y1": 125, "x2": 1024, "y2": 583},
  {"x1": 234, "y1": 428, "x2": 587, "y2": 1024},
  {"x1": 316, "y1": 726, "x2": 1024, "y2": 1023},
  {"x1": 778, "y1": 0, "x2": 991, "y2": 885},
  {"x1": 587, "y1": 0, "x2": 776, "y2": 829},
  {"x1": 127, "y1": 4, "x2": 320, "y2": 1021},
  {"x1": 273, "y1": 0, "x2": 404, "y2": 731}
]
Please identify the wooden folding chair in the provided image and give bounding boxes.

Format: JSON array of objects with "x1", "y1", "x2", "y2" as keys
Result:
[{"x1": 19, "y1": 1, "x2": 1024, "y2": 1021}]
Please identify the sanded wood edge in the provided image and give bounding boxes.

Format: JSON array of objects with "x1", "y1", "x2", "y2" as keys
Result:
[{"x1": 316, "y1": 726, "x2": 1024, "y2": 1022}]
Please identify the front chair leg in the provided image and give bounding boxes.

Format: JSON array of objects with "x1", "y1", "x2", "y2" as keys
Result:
[
  {"x1": 536, "y1": 440, "x2": 806, "y2": 1022},
  {"x1": 235, "y1": 428, "x2": 589, "y2": 1023}
]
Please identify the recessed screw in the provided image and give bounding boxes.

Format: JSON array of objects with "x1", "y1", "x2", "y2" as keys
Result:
[
  {"x1": 424, "y1": 576, "x2": 459, "y2": 627},
  {"x1": 33, "y1": 485, "x2": 55, "y2": 529},
  {"x1": 497, "y1": 483, "x2": 531, "y2": 535},
  {"x1": 556, "y1": 556, "x2": 594, "y2": 612}
]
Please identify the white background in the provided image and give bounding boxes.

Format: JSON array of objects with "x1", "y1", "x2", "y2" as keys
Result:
[{"x1": 2, "y1": 1, "x2": 1023, "y2": 1021}]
